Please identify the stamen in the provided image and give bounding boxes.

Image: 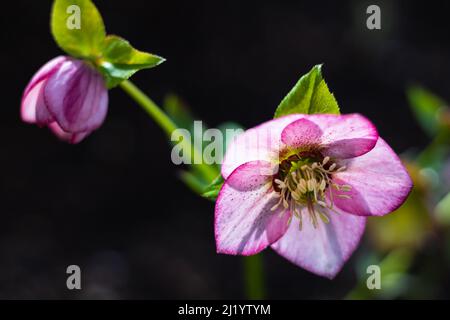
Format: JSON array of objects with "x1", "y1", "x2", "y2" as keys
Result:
[
  {"x1": 270, "y1": 200, "x2": 281, "y2": 211},
  {"x1": 291, "y1": 191, "x2": 301, "y2": 201},
  {"x1": 272, "y1": 155, "x2": 351, "y2": 230},
  {"x1": 319, "y1": 179, "x2": 326, "y2": 191},
  {"x1": 287, "y1": 214, "x2": 293, "y2": 226},
  {"x1": 299, "y1": 179, "x2": 307, "y2": 192},
  {"x1": 307, "y1": 179, "x2": 315, "y2": 191},
  {"x1": 340, "y1": 185, "x2": 352, "y2": 192},
  {"x1": 317, "y1": 200, "x2": 327, "y2": 207},
  {"x1": 317, "y1": 209, "x2": 330, "y2": 224},
  {"x1": 274, "y1": 179, "x2": 286, "y2": 188}
]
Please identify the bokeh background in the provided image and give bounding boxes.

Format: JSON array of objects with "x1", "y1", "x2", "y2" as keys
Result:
[{"x1": 1, "y1": 0, "x2": 450, "y2": 299}]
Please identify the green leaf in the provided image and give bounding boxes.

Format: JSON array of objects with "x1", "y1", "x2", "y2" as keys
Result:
[
  {"x1": 274, "y1": 64, "x2": 340, "y2": 118},
  {"x1": 201, "y1": 174, "x2": 224, "y2": 200},
  {"x1": 98, "y1": 35, "x2": 165, "y2": 88},
  {"x1": 406, "y1": 85, "x2": 448, "y2": 137},
  {"x1": 51, "y1": 0, "x2": 106, "y2": 59}
]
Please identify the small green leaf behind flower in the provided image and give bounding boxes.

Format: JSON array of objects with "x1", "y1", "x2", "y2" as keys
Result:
[
  {"x1": 51, "y1": 0, "x2": 106, "y2": 59},
  {"x1": 51, "y1": 0, "x2": 165, "y2": 88},
  {"x1": 274, "y1": 64, "x2": 340, "y2": 118},
  {"x1": 98, "y1": 36, "x2": 165, "y2": 88}
]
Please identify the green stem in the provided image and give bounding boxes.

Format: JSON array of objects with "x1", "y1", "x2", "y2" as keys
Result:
[
  {"x1": 120, "y1": 80, "x2": 177, "y2": 136},
  {"x1": 119, "y1": 80, "x2": 217, "y2": 181},
  {"x1": 243, "y1": 254, "x2": 266, "y2": 299}
]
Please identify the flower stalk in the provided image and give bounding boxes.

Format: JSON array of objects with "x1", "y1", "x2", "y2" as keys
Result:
[
  {"x1": 243, "y1": 254, "x2": 266, "y2": 300},
  {"x1": 119, "y1": 79, "x2": 217, "y2": 181}
]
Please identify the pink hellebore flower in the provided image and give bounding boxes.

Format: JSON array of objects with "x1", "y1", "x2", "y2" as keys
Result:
[
  {"x1": 215, "y1": 114, "x2": 412, "y2": 279},
  {"x1": 21, "y1": 56, "x2": 108, "y2": 144}
]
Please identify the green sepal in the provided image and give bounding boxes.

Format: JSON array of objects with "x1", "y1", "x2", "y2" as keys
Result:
[{"x1": 98, "y1": 35, "x2": 165, "y2": 88}]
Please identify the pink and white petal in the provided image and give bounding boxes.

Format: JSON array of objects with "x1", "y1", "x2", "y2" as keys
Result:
[
  {"x1": 271, "y1": 208, "x2": 366, "y2": 279},
  {"x1": 332, "y1": 138, "x2": 413, "y2": 216},
  {"x1": 34, "y1": 83, "x2": 56, "y2": 126},
  {"x1": 307, "y1": 113, "x2": 378, "y2": 159},
  {"x1": 21, "y1": 80, "x2": 47, "y2": 123},
  {"x1": 281, "y1": 118, "x2": 323, "y2": 149},
  {"x1": 21, "y1": 57, "x2": 67, "y2": 124},
  {"x1": 222, "y1": 114, "x2": 304, "y2": 179},
  {"x1": 22, "y1": 56, "x2": 67, "y2": 97},
  {"x1": 215, "y1": 161, "x2": 290, "y2": 256},
  {"x1": 48, "y1": 122, "x2": 90, "y2": 144},
  {"x1": 44, "y1": 59, "x2": 108, "y2": 133}
]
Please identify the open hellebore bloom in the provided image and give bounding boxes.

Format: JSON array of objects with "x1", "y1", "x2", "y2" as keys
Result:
[
  {"x1": 215, "y1": 114, "x2": 413, "y2": 278},
  {"x1": 21, "y1": 56, "x2": 108, "y2": 144}
]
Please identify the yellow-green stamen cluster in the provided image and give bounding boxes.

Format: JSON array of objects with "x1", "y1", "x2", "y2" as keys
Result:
[{"x1": 271, "y1": 155, "x2": 352, "y2": 229}]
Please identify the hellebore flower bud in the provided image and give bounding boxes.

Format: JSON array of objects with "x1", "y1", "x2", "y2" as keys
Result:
[{"x1": 21, "y1": 56, "x2": 108, "y2": 144}]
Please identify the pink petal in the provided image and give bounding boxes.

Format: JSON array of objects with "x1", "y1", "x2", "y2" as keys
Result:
[
  {"x1": 44, "y1": 59, "x2": 108, "y2": 133},
  {"x1": 215, "y1": 161, "x2": 290, "y2": 256},
  {"x1": 281, "y1": 118, "x2": 323, "y2": 148},
  {"x1": 22, "y1": 56, "x2": 67, "y2": 97},
  {"x1": 21, "y1": 80, "x2": 47, "y2": 124},
  {"x1": 282, "y1": 114, "x2": 378, "y2": 159},
  {"x1": 48, "y1": 122, "x2": 90, "y2": 144},
  {"x1": 271, "y1": 208, "x2": 366, "y2": 279},
  {"x1": 332, "y1": 138, "x2": 413, "y2": 216},
  {"x1": 222, "y1": 115, "x2": 304, "y2": 179},
  {"x1": 21, "y1": 56, "x2": 66, "y2": 124},
  {"x1": 316, "y1": 114, "x2": 378, "y2": 159}
]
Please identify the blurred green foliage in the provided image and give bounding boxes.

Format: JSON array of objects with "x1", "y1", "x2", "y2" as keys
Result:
[
  {"x1": 163, "y1": 93, "x2": 243, "y2": 195},
  {"x1": 350, "y1": 85, "x2": 450, "y2": 299}
]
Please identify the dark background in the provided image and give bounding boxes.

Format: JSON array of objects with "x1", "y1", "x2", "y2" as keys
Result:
[{"x1": 0, "y1": 0, "x2": 449, "y2": 299}]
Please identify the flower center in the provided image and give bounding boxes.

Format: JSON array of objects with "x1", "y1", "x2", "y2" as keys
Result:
[{"x1": 271, "y1": 152, "x2": 351, "y2": 230}]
